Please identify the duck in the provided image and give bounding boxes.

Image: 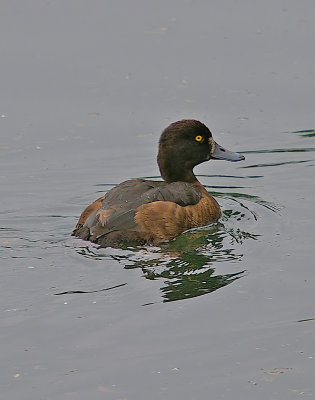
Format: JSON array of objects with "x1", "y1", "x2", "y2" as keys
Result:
[{"x1": 72, "y1": 119, "x2": 245, "y2": 247}]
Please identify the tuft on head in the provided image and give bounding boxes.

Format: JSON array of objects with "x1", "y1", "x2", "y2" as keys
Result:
[{"x1": 159, "y1": 119, "x2": 212, "y2": 144}]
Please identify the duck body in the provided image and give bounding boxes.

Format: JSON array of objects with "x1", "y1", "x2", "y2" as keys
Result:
[
  {"x1": 72, "y1": 120, "x2": 244, "y2": 247},
  {"x1": 73, "y1": 178, "x2": 221, "y2": 247}
]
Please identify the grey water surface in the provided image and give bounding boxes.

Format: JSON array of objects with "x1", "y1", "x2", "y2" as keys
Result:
[{"x1": 1, "y1": 1, "x2": 315, "y2": 399}]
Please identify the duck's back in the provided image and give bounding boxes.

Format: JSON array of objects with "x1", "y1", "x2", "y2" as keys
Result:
[{"x1": 72, "y1": 178, "x2": 220, "y2": 247}]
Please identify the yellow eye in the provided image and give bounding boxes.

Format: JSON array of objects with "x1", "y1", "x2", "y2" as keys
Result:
[{"x1": 195, "y1": 135, "x2": 203, "y2": 142}]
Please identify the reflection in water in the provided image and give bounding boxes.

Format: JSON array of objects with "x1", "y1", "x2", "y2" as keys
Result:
[
  {"x1": 74, "y1": 225, "x2": 251, "y2": 303},
  {"x1": 122, "y1": 225, "x2": 251, "y2": 303},
  {"x1": 72, "y1": 188, "x2": 273, "y2": 303}
]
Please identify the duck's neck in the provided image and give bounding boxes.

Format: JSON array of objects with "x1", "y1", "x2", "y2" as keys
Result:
[{"x1": 157, "y1": 156, "x2": 197, "y2": 183}]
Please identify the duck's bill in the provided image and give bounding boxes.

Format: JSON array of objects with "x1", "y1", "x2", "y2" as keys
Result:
[{"x1": 211, "y1": 142, "x2": 245, "y2": 162}]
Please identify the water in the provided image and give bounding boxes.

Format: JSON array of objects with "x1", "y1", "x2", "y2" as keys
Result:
[{"x1": 1, "y1": 1, "x2": 315, "y2": 399}]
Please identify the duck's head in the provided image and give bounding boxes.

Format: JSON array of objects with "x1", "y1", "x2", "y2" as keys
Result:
[{"x1": 157, "y1": 119, "x2": 245, "y2": 183}]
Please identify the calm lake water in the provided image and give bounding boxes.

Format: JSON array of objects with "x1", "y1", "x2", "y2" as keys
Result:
[{"x1": 1, "y1": 1, "x2": 315, "y2": 399}]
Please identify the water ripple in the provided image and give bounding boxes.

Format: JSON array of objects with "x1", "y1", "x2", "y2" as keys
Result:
[
  {"x1": 293, "y1": 129, "x2": 315, "y2": 138},
  {"x1": 241, "y1": 160, "x2": 311, "y2": 168},
  {"x1": 242, "y1": 147, "x2": 315, "y2": 154}
]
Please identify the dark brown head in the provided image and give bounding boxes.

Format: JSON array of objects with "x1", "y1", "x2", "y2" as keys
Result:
[{"x1": 157, "y1": 119, "x2": 244, "y2": 183}]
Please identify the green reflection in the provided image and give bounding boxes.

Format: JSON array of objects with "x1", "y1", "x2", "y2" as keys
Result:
[
  {"x1": 119, "y1": 225, "x2": 256, "y2": 302},
  {"x1": 73, "y1": 188, "x2": 269, "y2": 303}
]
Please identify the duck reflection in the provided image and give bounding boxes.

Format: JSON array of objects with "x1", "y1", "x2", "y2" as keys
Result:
[
  {"x1": 71, "y1": 188, "x2": 269, "y2": 303},
  {"x1": 72, "y1": 223, "x2": 257, "y2": 303},
  {"x1": 104, "y1": 224, "x2": 257, "y2": 303}
]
